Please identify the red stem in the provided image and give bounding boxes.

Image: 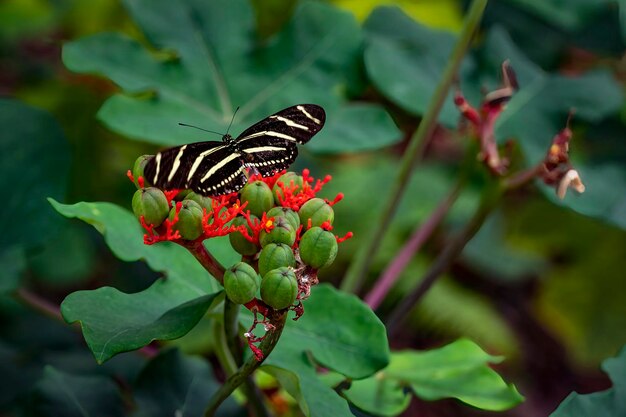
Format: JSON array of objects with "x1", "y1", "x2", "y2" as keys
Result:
[
  {"x1": 181, "y1": 240, "x2": 226, "y2": 283},
  {"x1": 365, "y1": 184, "x2": 461, "y2": 310}
]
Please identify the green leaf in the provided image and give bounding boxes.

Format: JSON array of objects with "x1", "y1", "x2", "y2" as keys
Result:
[
  {"x1": 550, "y1": 346, "x2": 626, "y2": 416},
  {"x1": 134, "y1": 348, "x2": 241, "y2": 417},
  {"x1": 345, "y1": 339, "x2": 523, "y2": 413},
  {"x1": 363, "y1": 6, "x2": 471, "y2": 128},
  {"x1": 262, "y1": 364, "x2": 353, "y2": 417},
  {"x1": 30, "y1": 366, "x2": 125, "y2": 417},
  {"x1": 49, "y1": 200, "x2": 220, "y2": 292},
  {"x1": 62, "y1": 289, "x2": 220, "y2": 364},
  {"x1": 50, "y1": 200, "x2": 223, "y2": 362},
  {"x1": 345, "y1": 375, "x2": 411, "y2": 417},
  {"x1": 502, "y1": 0, "x2": 612, "y2": 31},
  {"x1": 268, "y1": 284, "x2": 389, "y2": 379},
  {"x1": 63, "y1": 0, "x2": 401, "y2": 153},
  {"x1": 0, "y1": 99, "x2": 70, "y2": 291}
]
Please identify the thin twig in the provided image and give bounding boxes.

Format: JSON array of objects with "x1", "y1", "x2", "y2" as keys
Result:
[
  {"x1": 365, "y1": 183, "x2": 462, "y2": 310},
  {"x1": 222, "y1": 299, "x2": 271, "y2": 417},
  {"x1": 341, "y1": 0, "x2": 490, "y2": 294},
  {"x1": 385, "y1": 185, "x2": 502, "y2": 337},
  {"x1": 15, "y1": 287, "x2": 64, "y2": 321},
  {"x1": 203, "y1": 311, "x2": 288, "y2": 417}
]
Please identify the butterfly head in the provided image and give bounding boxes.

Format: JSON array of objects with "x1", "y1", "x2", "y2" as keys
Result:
[{"x1": 222, "y1": 134, "x2": 235, "y2": 144}]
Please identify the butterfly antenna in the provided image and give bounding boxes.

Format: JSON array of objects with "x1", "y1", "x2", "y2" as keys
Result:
[
  {"x1": 178, "y1": 123, "x2": 223, "y2": 137},
  {"x1": 226, "y1": 106, "x2": 240, "y2": 135}
]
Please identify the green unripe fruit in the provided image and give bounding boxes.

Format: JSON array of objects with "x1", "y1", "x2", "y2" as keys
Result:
[
  {"x1": 132, "y1": 187, "x2": 169, "y2": 226},
  {"x1": 132, "y1": 155, "x2": 153, "y2": 188},
  {"x1": 298, "y1": 198, "x2": 334, "y2": 228},
  {"x1": 299, "y1": 227, "x2": 338, "y2": 269},
  {"x1": 260, "y1": 217, "x2": 296, "y2": 247},
  {"x1": 272, "y1": 172, "x2": 303, "y2": 204},
  {"x1": 169, "y1": 200, "x2": 203, "y2": 240},
  {"x1": 184, "y1": 191, "x2": 212, "y2": 211},
  {"x1": 241, "y1": 181, "x2": 274, "y2": 217},
  {"x1": 223, "y1": 262, "x2": 260, "y2": 304},
  {"x1": 266, "y1": 206, "x2": 300, "y2": 230},
  {"x1": 261, "y1": 267, "x2": 298, "y2": 310},
  {"x1": 229, "y1": 215, "x2": 260, "y2": 256},
  {"x1": 258, "y1": 243, "x2": 295, "y2": 277}
]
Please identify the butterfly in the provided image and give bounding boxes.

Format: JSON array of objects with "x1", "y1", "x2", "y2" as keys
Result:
[{"x1": 144, "y1": 104, "x2": 325, "y2": 196}]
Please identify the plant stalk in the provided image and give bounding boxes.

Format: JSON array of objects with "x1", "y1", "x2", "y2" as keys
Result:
[
  {"x1": 385, "y1": 184, "x2": 502, "y2": 337},
  {"x1": 341, "y1": 0, "x2": 489, "y2": 294},
  {"x1": 182, "y1": 240, "x2": 226, "y2": 283},
  {"x1": 203, "y1": 311, "x2": 288, "y2": 417},
  {"x1": 365, "y1": 183, "x2": 462, "y2": 310}
]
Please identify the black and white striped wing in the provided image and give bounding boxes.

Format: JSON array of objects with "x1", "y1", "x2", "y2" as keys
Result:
[
  {"x1": 144, "y1": 141, "x2": 247, "y2": 196},
  {"x1": 235, "y1": 104, "x2": 325, "y2": 176},
  {"x1": 236, "y1": 104, "x2": 325, "y2": 146}
]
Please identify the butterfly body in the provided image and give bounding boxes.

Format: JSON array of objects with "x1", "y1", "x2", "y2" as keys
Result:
[{"x1": 144, "y1": 104, "x2": 325, "y2": 196}]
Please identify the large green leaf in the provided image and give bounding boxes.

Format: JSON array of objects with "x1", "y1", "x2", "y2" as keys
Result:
[
  {"x1": 262, "y1": 364, "x2": 353, "y2": 417},
  {"x1": 134, "y1": 348, "x2": 241, "y2": 417},
  {"x1": 62, "y1": 0, "x2": 401, "y2": 153},
  {"x1": 0, "y1": 99, "x2": 70, "y2": 291},
  {"x1": 344, "y1": 339, "x2": 523, "y2": 413},
  {"x1": 30, "y1": 366, "x2": 125, "y2": 417},
  {"x1": 268, "y1": 284, "x2": 389, "y2": 379},
  {"x1": 50, "y1": 200, "x2": 223, "y2": 362},
  {"x1": 551, "y1": 346, "x2": 626, "y2": 416},
  {"x1": 363, "y1": 6, "x2": 472, "y2": 128},
  {"x1": 501, "y1": 0, "x2": 612, "y2": 31}
]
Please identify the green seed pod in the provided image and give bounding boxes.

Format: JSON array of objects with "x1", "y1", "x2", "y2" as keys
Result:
[
  {"x1": 260, "y1": 267, "x2": 298, "y2": 310},
  {"x1": 132, "y1": 187, "x2": 170, "y2": 226},
  {"x1": 272, "y1": 172, "x2": 303, "y2": 204},
  {"x1": 258, "y1": 243, "x2": 295, "y2": 277},
  {"x1": 169, "y1": 199, "x2": 203, "y2": 240},
  {"x1": 266, "y1": 206, "x2": 300, "y2": 231},
  {"x1": 132, "y1": 155, "x2": 153, "y2": 188},
  {"x1": 184, "y1": 191, "x2": 212, "y2": 211},
  {"x1": 241, "y1": 181, "x2": 274, "y2": 218},
  {"x1": 259, "y1": 216, "x2": 296, "y2": 247},
  {"x1": 298, "y1": 198, "x2": 334, "y2": 228},
  {"x1": 223, "y1": 262, "x2": 260, "y2": 304},
  {"x1": 299, "y1": 227, "x2": 338, "y2": 269},
  {"x1": 229, "y1": 215, "x2": 260, "y2": 256}
]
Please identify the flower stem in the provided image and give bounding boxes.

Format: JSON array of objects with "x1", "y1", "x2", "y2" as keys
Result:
[
  {"x1": 15, "y1": 287, "x2": 63, "y2": 322},
  {"x1": 182, "y1": 240, "x2": 226, "y2": 284},
  {"x1": 365, "y1": 182, "x2": 462, "y2": 310},
  {"x1": 384, "y1": 184, "x2": 502, "y2": 337},
  {"x1": 340, "y1": 0, "x2": 489, "y2": 294},
  {"x1": 203, "y1": 311, "x2": 288, "y2": 417}
]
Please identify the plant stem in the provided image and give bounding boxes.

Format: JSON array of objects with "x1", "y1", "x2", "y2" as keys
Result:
[
  {"x1": 203, "y1": 311, "x2": 288, "y2": 417},
  {"x1": 365, "y1": 183, "x2": 462, "y2": 310},
  {"x1": 182, "y1": 240, "x2": 226, "y2": 284},
  {"x1": 340, "y1": 0, "x2": 489, "y2": 294},
  {"x1": 385, "y1": 184, "x2": 502, "y2": 337},
  {"x1": 503, "y1": 164, "x2": 542, "y2": 190},
  {"x1": 15, "y1": 287, "x2": 63, "y2": 322}
]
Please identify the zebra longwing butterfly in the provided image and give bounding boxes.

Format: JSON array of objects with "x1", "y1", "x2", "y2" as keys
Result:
[{"x1": 144, "y1": 104, "x2": 325, "y2": 196}]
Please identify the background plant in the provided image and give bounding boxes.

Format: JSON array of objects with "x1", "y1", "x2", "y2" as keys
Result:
[{"x1": 2, "y1": 0, "x2": 626, "y2": 416}]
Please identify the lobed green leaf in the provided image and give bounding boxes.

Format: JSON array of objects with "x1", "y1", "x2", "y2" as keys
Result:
[
  {"x1": 63, "y1": 0, "x2": 401, "y2": 153},
  {"x1": 50, "y1": 200, "x2": 225, "y2": 362}
]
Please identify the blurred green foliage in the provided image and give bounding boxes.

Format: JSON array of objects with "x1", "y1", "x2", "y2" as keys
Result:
[{"x1": 2, "y1": 0, "x2": 626, "y2": 416}]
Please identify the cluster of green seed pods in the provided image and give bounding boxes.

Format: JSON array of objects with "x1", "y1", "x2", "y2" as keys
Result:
[
  {"x1": 130, "y1": 155, "x2": 341, "y2": 312},
  {"x1": 225, "y1": 173, "x2": 339, "y2": 310}
]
